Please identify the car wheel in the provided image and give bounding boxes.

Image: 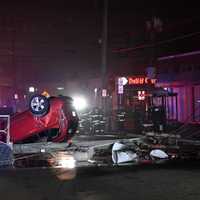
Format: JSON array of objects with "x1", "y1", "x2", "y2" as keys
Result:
[{"x1": 29, "y1": 94, "x2": 50, "y2": 116}]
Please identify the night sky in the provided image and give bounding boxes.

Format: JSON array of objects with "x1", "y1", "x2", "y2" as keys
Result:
[{"x1": 0, "y1": 0, "x2": 199, "y2": 84}]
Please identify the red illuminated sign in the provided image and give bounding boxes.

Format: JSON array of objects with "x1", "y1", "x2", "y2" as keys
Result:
[
  {"x1": 138, "y1": 90, "x2": 146, "y2": 100},
  {"x1": 128, "y1": 76, "x2": 156, "y2": 85}
]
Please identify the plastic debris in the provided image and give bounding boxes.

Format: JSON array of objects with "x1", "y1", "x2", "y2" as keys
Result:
[
  {"x1": 112, "y1": 142, "x2": 138, "y2": 164},
  {"x1": 150, "y1": 149, "x2": 168, "y2": 159}
]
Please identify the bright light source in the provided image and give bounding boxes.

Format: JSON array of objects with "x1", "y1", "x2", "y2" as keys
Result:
[
  {"x1": 40, "y1": 149, "x2": 45, "y2": 153},
  {"x1": 57, "y1": 87, "x2": 64, "y2": 90},
  {"x1": 72, "y1": 111, "x2": 76, "y2": 117},
  {"x1": 14, "y1": 94, "x2": 18, "y2": 99},
  {"x1": 102, "y1": 89, "x2": 107, "y2": 97},
  {"x1": 73, "y1": 96, "x2": 87, "y2": 111},
  {"x1": 94, "y1": 88, "x2": 98, "y2": 93},
  {"x1": 58, "y1": 157, "x2": 76, "y2": 169},
  {"x1": 29, "y1": 86, "x2": 35, "y2": 93}
]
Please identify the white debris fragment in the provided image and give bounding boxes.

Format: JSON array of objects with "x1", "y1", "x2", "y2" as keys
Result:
[
  {"x1": 40, "y1": 148, "x2": 46, "y2": 153},
  {"x1": 112, "y1": 142, "x2": 126, "y2": 151},
  {"x1": 150, "y1": 149, "x2": 168, "y2": 159},
  {"x1": 112, "y1": 142, "x2": 138, "y2": 164}
]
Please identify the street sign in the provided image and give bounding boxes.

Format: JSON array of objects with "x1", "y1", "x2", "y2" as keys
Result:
[
  {"x1": 118, "y1": 85, "x2": 123, "y2": 94},
  {"x1": 118, "y1": 77, "x2": 127, "y2": 94},
  {"x1": 102, "y1": 89, "x2": 107, "y2": 97}
]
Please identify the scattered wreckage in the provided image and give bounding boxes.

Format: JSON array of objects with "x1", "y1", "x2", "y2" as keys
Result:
[
  {"x1": 13, "y1": 132, "x2": 200, "y2": 168},
  {"x1": 87, "y1": 133, "x2": 200, "y2": 166},
  {"x1": 3, "y1": 131, "x2": 200, "y2": 169}
]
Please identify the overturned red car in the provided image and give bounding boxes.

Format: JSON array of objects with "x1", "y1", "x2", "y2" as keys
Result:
[{"x1": 9, "y1": 95, "x2": 79, "y2": 143}]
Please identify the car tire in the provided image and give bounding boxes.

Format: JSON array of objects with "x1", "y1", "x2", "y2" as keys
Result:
[{"x1": 29, "y1": 94, "x2": 50, "y2": 116}]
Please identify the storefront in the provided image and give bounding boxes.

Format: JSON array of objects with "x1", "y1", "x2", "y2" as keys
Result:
[
  {"x1": 156, "y1": 82, "x2": 200, "y2": 123},
  {"x1": 156, "y1": 50, "x2": 200, "y2": 123},
  {"x1": 111, "y1": 75, "x2": 177, "y2": 131}
]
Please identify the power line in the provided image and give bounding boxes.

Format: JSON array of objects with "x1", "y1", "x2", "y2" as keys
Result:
[{"x1": 113, "y1": 31, "x2": 200, "y2": 53}]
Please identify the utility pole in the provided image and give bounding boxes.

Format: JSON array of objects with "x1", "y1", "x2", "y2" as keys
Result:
[
  {"x1": 11, "y1": 18, "x2": 19, "y2": 112},
  {"x1": 11, "y1": 28, "x2": 17, "y2": 87},
  {"x1": 101, "y1": 0, "x2": 108, "y2": 110},
  {"x1": 146, "y1": 17, "x2": 162, "y2": 78},
  {"x1": 10, "y1": 16, "x2": 19, "y2": 88}
]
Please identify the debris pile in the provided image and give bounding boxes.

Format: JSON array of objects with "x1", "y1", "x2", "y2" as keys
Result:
[{"x1": 89, "y1": 133, "x2": 200, "y2": 166}]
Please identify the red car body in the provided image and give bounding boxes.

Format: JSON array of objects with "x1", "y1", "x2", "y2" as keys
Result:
[{"x1": 9, "y1": 96, "x2": 78, "y2": 143}]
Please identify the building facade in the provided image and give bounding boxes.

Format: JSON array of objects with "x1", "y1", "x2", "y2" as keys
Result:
[{"x1": 156, "y1": 50, "x2": 200, "y2": 123}]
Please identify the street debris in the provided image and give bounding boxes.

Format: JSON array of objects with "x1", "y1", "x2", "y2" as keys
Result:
[
  {"x1": 88, "y1": 133, "x2": 200, "y2": 166},
  {"x1": 112, "y1": 142, "x2": 138, "y2": 164},
  {"x1": 4, "y1": 132, "x2": 200, "y2": 169},
  {"x1": 150, "y1": 149, "x2": 168, "y2": 159}
]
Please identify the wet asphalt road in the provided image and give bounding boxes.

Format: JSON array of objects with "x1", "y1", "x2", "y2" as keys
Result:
[
  {"x1": 1, "y1": 134, "x2": 200, "y2": 200},
  {"x1": 1, "y1": 163, "x2": 200, "y2": 200}
]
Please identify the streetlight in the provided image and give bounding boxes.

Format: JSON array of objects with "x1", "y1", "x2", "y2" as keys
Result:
[
  {"x1": 72, "y1": 96, "x2": 88, "y2": 111},
  {"x1": 94, "y1": 88, "x2": 98, "y2": 107},
  {"x1": 101, "y1": 0, "x2": 108, "y2": 111},
  {"x1": 29, "y1": 86, "x2": 35, "y2": 93}
]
